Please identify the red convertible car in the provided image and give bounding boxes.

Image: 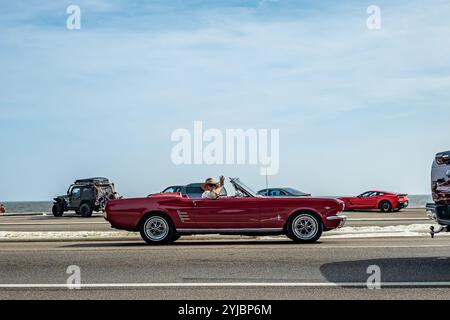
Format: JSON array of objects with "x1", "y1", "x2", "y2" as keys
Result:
[
  {"x1": 339, "y1": 190, "x2": 409, "y2": 212},
  {"x1": 105, "y1": 178, "x2": 346, "y2": 244}
]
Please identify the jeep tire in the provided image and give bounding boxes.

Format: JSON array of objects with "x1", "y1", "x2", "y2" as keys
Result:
[
  {"x1": 52, "y1": 204, "x2": 64, "y2": 217},
  {"x1": 79, "y1": 203, "x2": 93, "y2": 217}
]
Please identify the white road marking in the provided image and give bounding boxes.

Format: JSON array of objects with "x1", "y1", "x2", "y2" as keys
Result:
[{"x1": 1, "y1": 282, "x2": 450, "y2": 289}]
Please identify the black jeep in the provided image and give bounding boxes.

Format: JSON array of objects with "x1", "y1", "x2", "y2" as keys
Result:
[{"x1": 52, "y1": 177, "x2": 117, "y2": 217}]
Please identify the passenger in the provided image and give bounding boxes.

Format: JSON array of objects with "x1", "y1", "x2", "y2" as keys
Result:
[
  {"x1": 0, "y1": 204, "x2": 6, "y2": 214},
  {"x1": 201, "y1": 176, "x2": 225, "y2": 199}
]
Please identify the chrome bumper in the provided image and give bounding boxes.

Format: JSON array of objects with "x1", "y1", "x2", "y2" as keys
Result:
[{"x1": 327, "y1": 215, "x2": 347, "y2": 228}]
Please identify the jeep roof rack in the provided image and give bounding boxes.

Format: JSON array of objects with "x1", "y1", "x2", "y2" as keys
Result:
[{"x1": 74, "y1": 177, "x2": 111, "y2": 185}]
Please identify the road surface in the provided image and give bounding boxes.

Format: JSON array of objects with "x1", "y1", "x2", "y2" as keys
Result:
[
  {"x1": 1, "y1": 236, "x2": 450, "y2": 299},
  {"x1": 1, "y1": 208, "x2": 446, "y2": 300}
]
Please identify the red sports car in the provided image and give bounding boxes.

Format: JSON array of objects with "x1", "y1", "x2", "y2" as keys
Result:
[
  {"x1": 105, "y1": 178, "x2": 346, "y2": 244},
  {"x1": 339, "y1": 190, "x2": 409, "y2": 212}
]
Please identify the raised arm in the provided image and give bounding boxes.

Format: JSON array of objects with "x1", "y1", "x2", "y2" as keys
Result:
[{"x1": 213, "y1": 175, "x2": 225, "y2": 195}]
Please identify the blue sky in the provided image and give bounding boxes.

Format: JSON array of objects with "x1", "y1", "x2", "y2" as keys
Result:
[{"x1": 1, "y1": 0, "x2": 450, "y2": 201}]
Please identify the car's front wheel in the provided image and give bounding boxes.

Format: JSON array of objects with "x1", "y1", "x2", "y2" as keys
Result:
[
  {"x1": 379, "y1": 201, "x2": 392, "y2": 213},
  {"x1": 139, "y1": 214, "x2": 176, "y2": 245},
  {"x1": 286, "y1": 212, "x2": 323, "y2": 243}
]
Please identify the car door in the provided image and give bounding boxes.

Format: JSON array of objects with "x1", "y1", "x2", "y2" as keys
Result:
[
  {"x1": 189, "y1": 197, "x2": 260, "y2": 229},
  {"x1": 351, "y1": 191, "x2": 373, "y2": 208},
  {"x1": 258, "y1": 197, "x2": 286, "y2": 229},
  {"x1": 369, "y1": 192, "x2": 383, "y2": 208},
  {"x1": 68, "y1": 186, "x2": 82, "y2": 209}
]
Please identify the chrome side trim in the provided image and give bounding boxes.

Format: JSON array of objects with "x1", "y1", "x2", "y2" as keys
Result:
[{"x1": 177, "y1": 228, "x2": 283, "y2": 234}]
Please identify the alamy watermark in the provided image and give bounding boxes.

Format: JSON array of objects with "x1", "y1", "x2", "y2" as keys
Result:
[
  {"x1": 66, "y1": 265, "x2": 81, "y2": 289},
  {"x1": 171, "y1": 121, "x2": 280, "y2": 175},
  {"x1": 366, "y1": 264, "x2": 381, "y2": 289},
  {"x1": 366, "y1": 5, "x2": 381, "y2": 30},
  {"x1": 64, "y1": 4, "x2": 380, "y2": 32},
  {"x1": 66, "y1": 5, "x2": 81, "y2": 30}
]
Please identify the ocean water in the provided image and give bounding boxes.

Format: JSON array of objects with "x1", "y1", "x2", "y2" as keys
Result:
[
  {"x1": 0, "y1": 201, "x2": 53, "y2": 214},
  {"x1": 0, "y1": 195, "x2": 433, "y2": 214},
  {"x1": 400, "y1": 194, "x2": 433, "y2": 208}
]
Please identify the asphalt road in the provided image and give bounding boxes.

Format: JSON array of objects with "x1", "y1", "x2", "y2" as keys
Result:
[
  {"x1": 0, "y1": 208, "x2": 443, "y2": 300},
  {"x1": 1, "y1": 236, "x2": 450, "y2": 299},
  {"x1": 0, "y1": 208, "x2": 430, "y2": 231}
]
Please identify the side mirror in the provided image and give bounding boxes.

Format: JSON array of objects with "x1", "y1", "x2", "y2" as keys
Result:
[{"x1": 446, "y1": 170, "x2": 450, "y2": 177}]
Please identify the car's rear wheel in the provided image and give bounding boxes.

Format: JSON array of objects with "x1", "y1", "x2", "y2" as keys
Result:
[
  {"x1": 379, "y1": 201, "x2": 392, "y2": 213},
  {"x1": 52, "y1": 204, "x2": 64, "y2": 217},
  {"x1": 286, "y1": 212, "x2": 323, "y2": 243},
  {"x1": 140, "y1": 214, "x2": 176, "y2": 244},
  {"x1": 79, "y1": 203, "x2": 93, "y2": 217}
]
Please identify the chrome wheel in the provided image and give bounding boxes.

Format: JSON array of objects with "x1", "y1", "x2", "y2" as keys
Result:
[
  {"x1": 292, "y1": 214, "x2": 318, "y2": 240},
  {"x1": 144, "y1": 217, "x2": 169, "y2": 241}
]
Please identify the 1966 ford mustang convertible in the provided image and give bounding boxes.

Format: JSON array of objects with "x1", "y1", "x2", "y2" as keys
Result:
[{"x1": 104, "y1": 178, "x2": 346, "y2": 244}]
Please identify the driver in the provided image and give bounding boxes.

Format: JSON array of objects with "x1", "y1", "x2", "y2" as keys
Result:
[{"x1": 201, "y1": 176, "x2": 225, "y2": 199}]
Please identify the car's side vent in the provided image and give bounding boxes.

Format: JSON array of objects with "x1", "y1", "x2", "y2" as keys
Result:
[{"x1": 177, "y1": 210, "x2": 191, "y2": 222}]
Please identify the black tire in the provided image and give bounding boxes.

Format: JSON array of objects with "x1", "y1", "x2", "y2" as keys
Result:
[
  {"x1": 285, "y1": 212, "x2": 323, "y2": 243},
  {"x1": 139, "y1": 214, "x2": 176, "y2": 245},
  {"x1": 52, "y1": 204, "x2": 64, "y2": 217},
  {"x1": 79, "y1": 203, "x2": 93, "y2": 217},
  {"x1": 379, "y1": 201, "x2": 392, "y2": 213}
]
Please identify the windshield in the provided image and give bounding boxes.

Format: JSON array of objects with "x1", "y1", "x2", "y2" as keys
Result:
[
  {"x1": 285, "y1": 188, "x2": 310, "y2": 196},
  {"x1": 229, "y1": 178, "x2": 257, "y2": 197}
]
